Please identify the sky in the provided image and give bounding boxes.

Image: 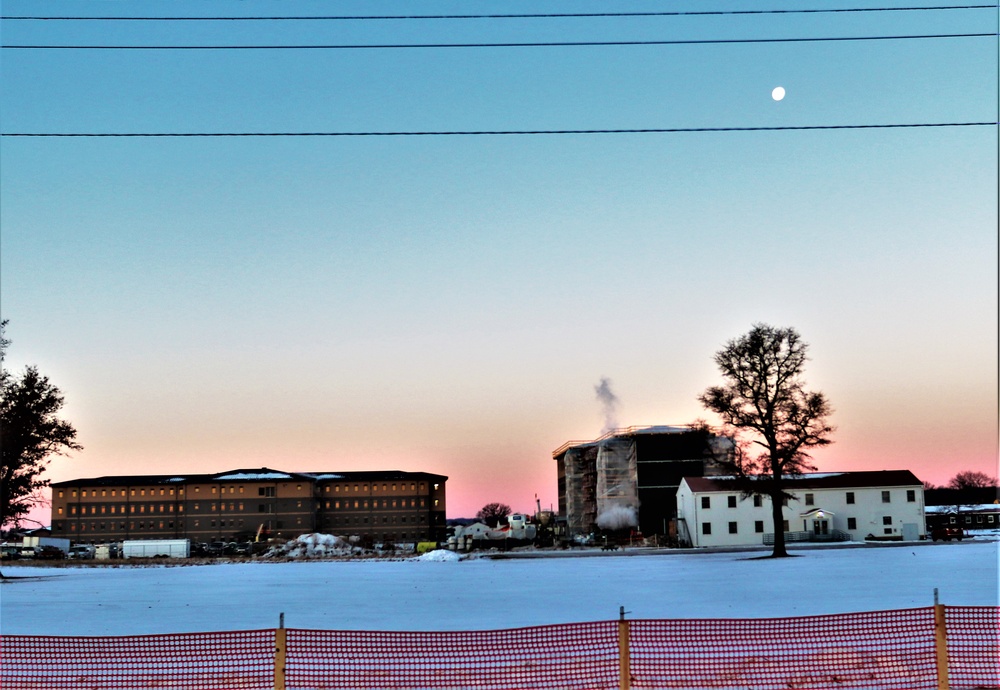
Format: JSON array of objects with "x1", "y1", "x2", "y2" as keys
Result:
[{"x1": 1, "y1": 1, "x2": 997, "y2": 523}]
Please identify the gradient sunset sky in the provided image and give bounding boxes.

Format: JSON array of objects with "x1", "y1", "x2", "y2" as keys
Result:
[{"x1": 1, "y1": 1, "x2": 997, "y2": 523}]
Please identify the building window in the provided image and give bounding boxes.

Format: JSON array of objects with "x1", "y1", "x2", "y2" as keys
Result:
[
  {"x1": 881, "y1": 491, "x2": 891, "y2": 503},
  {"x1": 258, "y1": 487, "x2": 275, "y2": 497},
  {"x1": 727, "y1": 496, "x2": 737, "y2": 508},
  {"x1": 906, "y1": 490, "x2": 916, "y2": 502},
  {"x1": 701, "y1": 496, "x2": 711, "y2": 509},
  {"x1": 846, "y1": 492, "x2": 855, "y2": 504},
  {"x1": 847, "y1": 517, "x2": 857, "y2": 530},
  {"x1": 754, "y1": 521, "x2": 764, "y2": 533},
  {"x1": 753, "y1": 495, "x2": 762, "y2": 508},
  {"x1": 883, "y1": 528, "x2": 893, "y2": 535},
  {"x1": 805, "y1": 493, "x2": 814, "y2": 506},
  {"x1": 965, "y1": 516, "x2": 972, "y2": 524},
  {"x1": 882, "y1": 516, "x2": 892, "y2": 525},
  {"x1": 702, "y1": 522, "x2": 712, "y2": 535},
  {"x1": 728, "y1": 522, "x2": 738, "y2": 534}
]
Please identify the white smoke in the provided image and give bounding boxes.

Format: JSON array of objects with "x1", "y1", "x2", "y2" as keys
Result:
[
  {"x1": 594, "y1": 377, "x2": 619, "y2": 435},
  {"x1": 596, "y1": 504, "x2": 638, "y2": 531}
]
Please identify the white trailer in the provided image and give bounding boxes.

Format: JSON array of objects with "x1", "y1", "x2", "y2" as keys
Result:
[
  {"x1": 122, "y1": 539, "x2": 190, "y2": 559},
  {"x1": 21, "y1": 536, "x2": 71, "y2": 555}
]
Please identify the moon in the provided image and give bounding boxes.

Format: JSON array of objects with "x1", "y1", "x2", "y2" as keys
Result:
[{"x1": 771, "y1": 86, "x2": 786, "y2": 101}]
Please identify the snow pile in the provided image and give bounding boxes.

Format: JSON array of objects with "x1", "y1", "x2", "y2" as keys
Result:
[
  {"x1": 414, "y1": 549, "x2": 462, "y2": 562},
  {"x1": 263, "y1": 533, "x2": 354, "y2": 559},
  {"x1": 596, "y1": 504, "x2": 638, "y2": 530}
]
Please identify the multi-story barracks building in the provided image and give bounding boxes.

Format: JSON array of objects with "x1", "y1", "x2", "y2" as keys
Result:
[{"x1": 49, "y1": 467, "x2": 448, "y2": 545}]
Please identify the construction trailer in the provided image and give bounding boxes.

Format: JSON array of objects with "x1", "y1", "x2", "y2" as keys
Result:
[
  {"x1": 123, "y1": 539, "x2": 190, "y2": 559},
  {"x1": 554, "y1": 425, "x2": 731, "y2": 541}
]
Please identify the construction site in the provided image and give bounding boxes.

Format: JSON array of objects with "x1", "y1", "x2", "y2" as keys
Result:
[{"x1": 553, "y1": 425, "x2": 732, "y2": 543}]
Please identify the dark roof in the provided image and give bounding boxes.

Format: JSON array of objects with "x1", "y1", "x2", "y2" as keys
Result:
[
  {"x1": 51, "y1": 468, "x2": 447, "y2": 487},
  {"x1": 553, "y1": 424, "x2": 704, "y2": 458},
  {"x1": 682, "y1": 470, "x2": 923, "y2": 493}
]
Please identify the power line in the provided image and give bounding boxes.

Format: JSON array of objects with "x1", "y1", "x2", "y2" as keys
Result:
[
  {"x1": 2, "y1": 5, "x2": 996, "y2": 21},
  {"x1": 2, "y1": 33, "x2": 994, "y2": 50},
  {"x1": 3, "y1": 123, "x2": 995, "y2": 137}
]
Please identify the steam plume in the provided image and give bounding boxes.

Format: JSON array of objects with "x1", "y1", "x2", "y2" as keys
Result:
[
  {"x1": 596, "y1": 505, "x2": 638, "y2": 530},
  {"x1": 595, "y1": 377, "x2": 619, "y2": 435}
]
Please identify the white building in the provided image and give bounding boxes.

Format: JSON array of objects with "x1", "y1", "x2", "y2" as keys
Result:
[{"x1": 676, "y1": 470, "x2": 925, "y2": 548}]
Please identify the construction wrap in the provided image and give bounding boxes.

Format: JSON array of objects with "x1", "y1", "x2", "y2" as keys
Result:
[{"x1": 595, "y1": 435, "x2": 639, "y2": 530}]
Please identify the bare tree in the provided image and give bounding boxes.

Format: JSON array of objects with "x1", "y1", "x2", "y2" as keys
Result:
[
  {"x1": 947, "y1": 471, "x2": 997, "y2": 490},
  {"x1": 476, "y1": 502, "x2": 512, "y2": 527},
  {"x1": 699, "y1": 324, "x2": 834, "y2": 558}
]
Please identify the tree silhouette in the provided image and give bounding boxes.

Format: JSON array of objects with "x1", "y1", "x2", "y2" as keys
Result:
[
  {"x1": 476, "y1": 502, "x2": 512, "y2": 527},
  {"x1": 699, "y1": 324, "x2": 834, "y2": 558},
  {"x1": 1, "y1": 321, "x2": 82, "y2": 529},
  {"x1": 947, "y1": 471, "x2": 997, "y2": 490}
]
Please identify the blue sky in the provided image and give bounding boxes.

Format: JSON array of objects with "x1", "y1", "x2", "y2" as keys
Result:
[{"x1": 1, "y1": 1, "x2": 997, "y2": 519}]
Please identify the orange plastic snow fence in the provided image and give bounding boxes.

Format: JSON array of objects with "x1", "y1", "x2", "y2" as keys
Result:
[{"x1": 1, "y1": 606, "x2": 997, "y2": 689}]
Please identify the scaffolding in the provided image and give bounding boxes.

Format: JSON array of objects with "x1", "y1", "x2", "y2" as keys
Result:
[{"x1": 595, "y1": 435, "x2": 639, "y2": 529}]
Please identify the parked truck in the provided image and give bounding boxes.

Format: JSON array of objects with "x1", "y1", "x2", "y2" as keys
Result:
[
  {"x1": 122, "y1": 539, "x2": 190, "y2": 559},
  {"x1": 21, "y1": 536, "x2": 71, "y2": 556}
]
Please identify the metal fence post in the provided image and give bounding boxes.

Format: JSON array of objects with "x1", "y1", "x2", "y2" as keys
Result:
[
  {"x1": 618, "y1": 606, "x2": 631, "y2": 690},
  {"x1": 275, "y1": 612, "x2": 287, "y2": 690},
  {"x1": 934, "y1": 589, "x2": 950, "y2": 690}
]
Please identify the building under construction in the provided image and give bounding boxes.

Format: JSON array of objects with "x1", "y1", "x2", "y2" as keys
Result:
[{"x1": 553, "y1": 425, "x2": 731, "y2": 541}]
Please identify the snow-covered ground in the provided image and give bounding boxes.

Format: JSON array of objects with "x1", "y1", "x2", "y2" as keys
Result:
[{"x1": 1, "y1": 541, "x2": 996, "y2": 637}]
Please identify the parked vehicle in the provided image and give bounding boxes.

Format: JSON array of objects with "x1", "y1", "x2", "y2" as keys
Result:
[
  {"x1": 69, "y1": 544, "x2": 96, "y2": 559},
  {"x1": 1, "y1": 544, "x2": 21, "y2": 560},
  {"x1": 35, "y1": 545, "x2": 66, "y2": 560},
  {"x1": 931, "y1": 527, "x2": 965, "y2": 542},
  {"x1": 21, "y1": 536, "x2": 70, "y2": 556},
  {"x1": 20, "y1": 545, "x2": 65, "y2": 559},
  {"x1": 122, "y1": 539, "x2": 190, "y2": 559}
]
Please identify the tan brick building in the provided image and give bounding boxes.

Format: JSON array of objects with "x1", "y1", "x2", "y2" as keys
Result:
[{"x1": 50, "y1": 468, "x2": 447, "y2": 545}]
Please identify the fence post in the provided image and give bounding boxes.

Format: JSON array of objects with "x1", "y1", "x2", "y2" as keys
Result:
[
  {"x1": 934, "y1": 589, "x2": 950, "y2": 690},
  {"x1": 618, "y1": 606, "x2": 631, "y2": 690},
  {"x1": 275, "y1": 612, "x2": 287, "y2": 690}
]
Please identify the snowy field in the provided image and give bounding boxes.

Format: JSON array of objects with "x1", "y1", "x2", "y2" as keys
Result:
[{"x1": 1, "y1": 541, "x2": 996, "y2": 637}]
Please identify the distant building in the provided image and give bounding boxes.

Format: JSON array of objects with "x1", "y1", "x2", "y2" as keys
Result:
[
  {"x1": 50, "y1": 468, "x2": 447, "y2": 544},
  {"x1": 676, "y1": 470, "x2": 926, "y2": 547},
  {"x1": 553, "y1": 425, "x2": 732, "y2": 539},
  {"x1": 924, "y1": 486, "x2": 1000, "y2": 534}
]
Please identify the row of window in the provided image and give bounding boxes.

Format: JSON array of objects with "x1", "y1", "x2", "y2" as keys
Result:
[
  {"x1": 63, "y1": 497, "x2": 441, "y2": 516},
  {"x1": 65, "y1": 504, "x2": 181, "y2": 516},
  {"x1": 61, "y1": 482, "x2": 440, "y2": 500},
  {"x1": 324, "y1": 482, "x2": 435, "y2": 494},
  {"x1": 700, "y1": 490, "x2": 917, "y2": 510},
  {"x1": 323, "y1": 498, "x2": 427, "y2": 510},
  {"x1": 948, "y1": 514, "x2": 997, "y2": 525},
  {"x1": 61, "y1": 517, "x2": 312, "y2": 532},
  {"x1": 701, "y1": 516, "x2": 893, "y2": 535},
  {"x1": 323, "y1": 515, "x2": 424, "y2": 526}
]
